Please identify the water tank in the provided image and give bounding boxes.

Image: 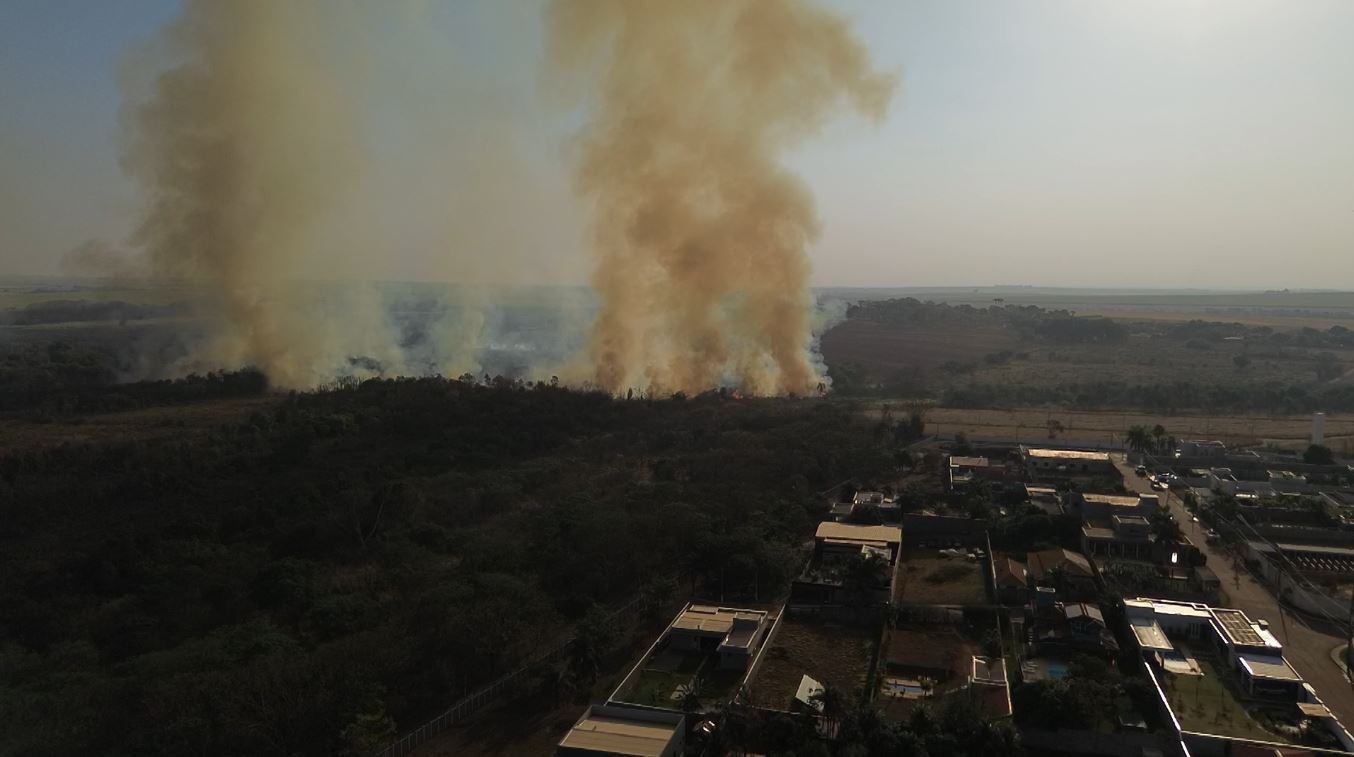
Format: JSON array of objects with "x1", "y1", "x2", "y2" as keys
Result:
[{"x1": 1313, "y1": 412, "x2": 1326, "y2": 446}]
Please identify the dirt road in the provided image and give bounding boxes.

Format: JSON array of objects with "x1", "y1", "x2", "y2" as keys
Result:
[{"x1": 1113, "y1": 456, "x2": 1354, "y2": 726}]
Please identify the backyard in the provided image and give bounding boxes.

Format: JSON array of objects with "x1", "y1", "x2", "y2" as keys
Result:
[
  {"x1": 612, "y1": 647, "x2": 746, "y2": 711},
  {"x1": 1161, "y1": 658, "x2": 1290, "y2": 743}
]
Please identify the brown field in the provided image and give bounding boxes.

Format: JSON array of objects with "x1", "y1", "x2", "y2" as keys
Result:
[
  {"x1": 821, "y1": 319, "x2": 1019, "y2": 373},
  {"x1": 881, "y1": 406, "x2": 1354, "y2": 454},
  {"x1": 893, "y1": 553, "x2": 989, "y2": 606},
  {"x1": 749, "y1": 616, "x2": 877, "y2": 709},
  {"x1": 0, "y1": 396, "x2": 280, "y2": 453}
]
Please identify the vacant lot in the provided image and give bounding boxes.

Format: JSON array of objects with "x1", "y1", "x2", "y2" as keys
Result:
[
  {"x1": 893, "y1": 553, "x2": 989, "y2": 606},
  {"x1": 750, "y1": 616, "x2": 878, "y2": 709}
]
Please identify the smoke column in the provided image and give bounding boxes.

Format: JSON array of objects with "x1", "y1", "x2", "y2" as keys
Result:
[
  {"x1": 546, "y1": 0, "x2": 895, "y2": 395},
  {"x1": 123, "y1": 0, "x2": 360, "y2": 387}
]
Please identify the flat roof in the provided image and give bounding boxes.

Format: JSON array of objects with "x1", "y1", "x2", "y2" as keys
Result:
[
  {"x1": 950, "y1": 456, "x2": 990, "y2": 467},
  {"x1": 1210, "y1": 608, "x2": 1269, "y2": 648},
  {"x1": 1113, "y1": 514, "x2": 1150, "y2": 526},
  {"x1": 1298, "y1": 702, "x2": 1333, "y2": 719},
  {"x1": 815, "y1": 522, "x2": 900, "y2": 545},
  {"x1": 1082, "y1": 493, "x2": 1143, "y2": 507},
  {"x1": 1129, "y1": 617, "x2": 1173, "y2": 652},
  {"x1": 1125, "y1": 598, "x2": 1213, "y2": 620},
  {"x1": 1237, "y1": 653, "x2": 1302, "y2": 683},
  {"x1": 1024, "y1": 448, "x2": 1111, "y2": 461},
  {"x1": 559, "y1": 708, "x2": 682, "y2": 757},
  {"x1": 671, "y1": 605, "x2": 765, "y2": 637}
]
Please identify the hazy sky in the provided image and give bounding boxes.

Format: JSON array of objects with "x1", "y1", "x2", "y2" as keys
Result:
[{"x1": 2, "y1": 0, "x2": 1351, "y2": 288}]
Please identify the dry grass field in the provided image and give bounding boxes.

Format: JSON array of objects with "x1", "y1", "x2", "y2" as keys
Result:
[
  {"x1": 0, "y1": 396, "x2": 280, "y2": 453},
  {"x1": 875, "y1": 405, "x2": 1354, "y2": 453}
]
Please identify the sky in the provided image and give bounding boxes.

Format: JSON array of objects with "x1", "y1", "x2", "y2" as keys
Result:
[{"x1": 1, "y1": 0, "x2": 1351, "y2": 289}]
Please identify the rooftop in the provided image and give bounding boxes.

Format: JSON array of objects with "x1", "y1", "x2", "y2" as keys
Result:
[
  {"x1": 1027, "y1": 547, "x2": 1095, "y2": 580},
  {"x1": 815, "y1": 522, "x2": 901, "y2": 546},
  {"x1": 1023, "y1": 448, "x2": 1112, "y2": 461},
  {"x1": 1237, "y1": 652, "x2": 1303, "y2": 683},
  {"x1": 671, "y1": 605, "x2": 767, "y2": 638},
  {"x1": 1211, "y1": 607, "x2": 1277, "y2": 650},
  {"x1": 1129, "y1": 616, "x2": 1172, "y2": 652},
  {"x1": 1081, "y1": 493, "x2": 1144, "y2": 507},
  {"x1": 949, "y1": 456, "x2": 991, "y2": 468},
  {"x1": 558, "y1": 705, "x2": 683, "y2": 757}
]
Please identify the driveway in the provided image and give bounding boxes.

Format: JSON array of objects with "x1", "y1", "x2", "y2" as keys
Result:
[{"x1": 1112, "y1": 456, "x2": 1354, "y2": 726}]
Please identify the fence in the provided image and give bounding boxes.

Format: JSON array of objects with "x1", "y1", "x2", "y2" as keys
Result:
[{"x1": 370, "y1": 594, "x2": 645, "y2": 757}]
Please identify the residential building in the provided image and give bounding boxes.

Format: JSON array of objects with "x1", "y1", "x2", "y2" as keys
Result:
[
  {"x1": 1027, "y1": 547, "x2": 1097, "y2": 595},
  {"x1": 994, "y1": 556, "x2": 1030, "y2": 605},
  {"x1": 557, "y1": 705, "x2": 685, "y2": 757},
  {"x1": 814, "y1": 522, "x2": 902, "y2": 563},
  {"x1": 1020, "y1": 447, "x2": 1115, "y2": 480},
  {"x1": 667, "y1": 605, "x2": 769, "y2": 671}
]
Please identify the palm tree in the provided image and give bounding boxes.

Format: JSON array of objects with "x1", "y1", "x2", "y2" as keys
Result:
[
  {"x1": 810, "y1": 684, "x2": 848, "y2": 734},
  {"x1": 676, "y1": 677, "x2": 704, "y2": 713},
  {"x1": 1126, "y1": 425, "x2": 1152, "y2": 456},
  {"x1": 1152, "y1": 424, "x2": 1168, "y2": 453}
]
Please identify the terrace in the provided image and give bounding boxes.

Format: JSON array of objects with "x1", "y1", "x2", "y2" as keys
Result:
[{"x1": 893, "y1": 551, "x2": 990, "y2": 606}]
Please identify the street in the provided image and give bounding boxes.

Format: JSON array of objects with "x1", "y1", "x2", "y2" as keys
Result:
[{"x1": 1112, "y1": 456, "x2": 1354, "y2": 726}]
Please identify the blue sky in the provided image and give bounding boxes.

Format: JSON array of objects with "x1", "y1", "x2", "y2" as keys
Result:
[{"x1": 2, "y1": 0, "x2": 1352, "y2": 288}]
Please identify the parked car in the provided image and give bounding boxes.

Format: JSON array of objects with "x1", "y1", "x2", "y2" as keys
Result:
[{"x1": 1135, "y1": 465, "x2": 1148, "y2": 476}]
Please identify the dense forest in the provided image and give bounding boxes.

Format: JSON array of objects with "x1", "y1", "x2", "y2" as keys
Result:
[{"x1": 0, "y1": 377, "x2": 895, "y2": 755}]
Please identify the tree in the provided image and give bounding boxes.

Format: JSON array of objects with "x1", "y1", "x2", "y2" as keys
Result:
[
  {"x1": 1305, "y1": 444, "x2": 1335, "y2": 465},
  {"x1": 1233, "y1": 354, "x2": 1252, "y2": 371},
  {"x1": 810, "y1": 683, "x2": 848, "y2": 733},
  {"x1": 1151, "y1": 424, "x2": 1167, "y2": 453},
  {"x1": 1126, "y1": 425, "x2": 1152, "y2": 455},
  {"x1": 1046, "y1": 419, "x2": 1065, "y2": 439},
  {"x1": 1151, "y1": 510, "x2": 1183, "y2": 544},
  {"x1": 676, "y1": 677, "x2": 704, "y2": 713}
]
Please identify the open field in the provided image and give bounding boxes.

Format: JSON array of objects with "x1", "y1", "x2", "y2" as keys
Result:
[
  {"x1": 0, "y1": 396, "x2": 280, "y2": 453},
  {"x1": 749, "y1": 616, "x2": 877, "y2": 710},
  {"x1": 893, "y1": 553, "x2": 989, "y2": 606},
  {"x1": 853, "y1": 404, "x2": 1354, "y2": 453}
]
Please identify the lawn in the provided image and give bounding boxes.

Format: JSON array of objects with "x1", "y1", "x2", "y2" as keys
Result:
[
  {"x1": 1161, "y1": 658, "x2": 1289, "y2": 743},
  {"x1": 893, "y1": 553, "x2": 989, "y2": 606},
  {"x1": 749, "y1": 616, "x2": 878, "y2": 710}
]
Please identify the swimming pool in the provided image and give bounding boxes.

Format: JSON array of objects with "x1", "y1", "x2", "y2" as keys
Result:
[{"x1": 1046, "y1": 663, "x2": 1069, "y2": 679}]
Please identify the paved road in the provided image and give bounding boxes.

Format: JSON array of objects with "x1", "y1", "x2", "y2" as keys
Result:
[{"x1": 1111, "y1": 456, "x2": 1354, "y2": 726}]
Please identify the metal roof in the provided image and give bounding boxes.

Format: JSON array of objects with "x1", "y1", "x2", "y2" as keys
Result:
[
  {"x1": 815, "y1": 522, "x2": 900, "y2": 545},
  {"x1": 1023, "y1": 448, "x2": 1111, "y2": 461},
  {"x1": 1129, "y1": 617, "x2": 1173, "y2": 651}
]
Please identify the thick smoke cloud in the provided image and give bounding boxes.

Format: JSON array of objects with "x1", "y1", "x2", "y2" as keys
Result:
[
  {"x1": 123, "y1": 0, "x2": 360, "y2": 387},
  {"x1": 546, "y1": 0, "x2": 895, "y2": 395}
]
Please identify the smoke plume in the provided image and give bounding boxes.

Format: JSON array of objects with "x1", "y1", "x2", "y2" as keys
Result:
[
  {"x1": 546, "y1": 0, "x2": 895, "y2": 395},
  {"x1": 123, "y1": 0, "x2": 361, "y2": 387}
]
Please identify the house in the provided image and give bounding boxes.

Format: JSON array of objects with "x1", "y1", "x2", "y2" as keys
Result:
[
  {"x1": 667, "y1": 605, "x2": 769, "y2": 671},
  {"x1": 885, "y1": 625, "x2": 970, "y2": 682},
  {"x1": 1020, "y1": 447, "x2": 1115, "y2": 480},
  {"x1": 1025, "y1": 485, "x2": 1062, "y2": 515},
  {"x1": 994, "y1": 556, "x2": 1029, "y2": 605},
  {"x1": 815, "y1": 522, "x2": 902, "y2": 563},
  {"x1": 1026, "y1": 547, "x2": 1097, "y2": 595},
  {"x1": 948, "y1": 455, "x2": 1012, "y2": 491},
  {"x1": 1076, "y1": 493, "x2": 1163, "y2": 561},
  {"x1": 1030, "y1": 601, "x2": 1118, "y2": 656},
  {"x1": 557, "y1": 705, "x2": 685, "y2": 757}
]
